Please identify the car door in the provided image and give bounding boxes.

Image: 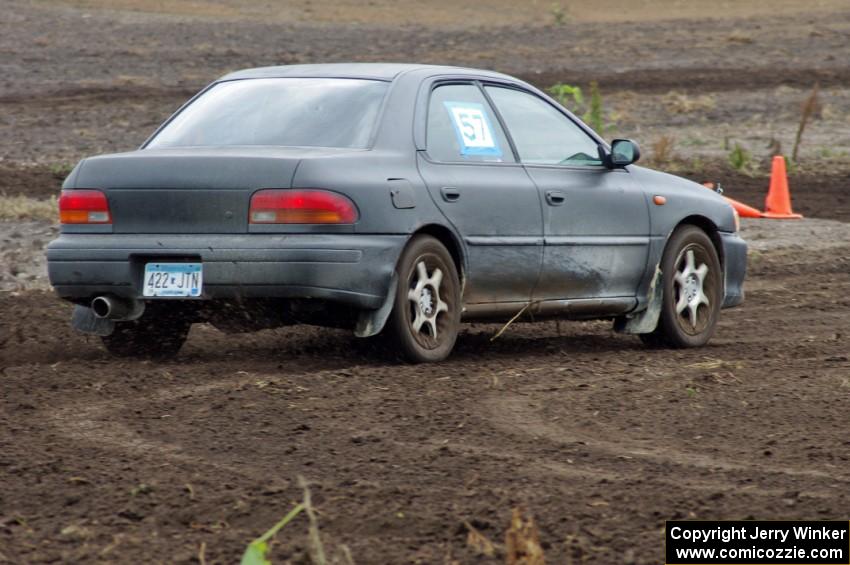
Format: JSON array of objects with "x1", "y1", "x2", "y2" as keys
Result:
[
  {"x1": 416, "y1": 81, "x2": 544, "y2": 305},
  {"x1": 485, "y1": 85, "x2": 650, "y2": 303}
]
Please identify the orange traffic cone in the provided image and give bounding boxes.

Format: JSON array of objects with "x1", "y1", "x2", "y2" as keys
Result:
[
  {"x1": 726, "y1": 197, "x2": 764, "y2": 218},
  {"x1": 763, "y1": 156, "x2": 802, "y2": 219},
  {"x1": 702, "y1": 182, "x2": 764, "y2": 218}
]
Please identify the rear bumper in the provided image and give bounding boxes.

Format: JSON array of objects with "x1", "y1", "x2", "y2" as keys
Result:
[
  {"x1": 47, "y1": 233, "x2": 407, "y2": 309},
  {"x1": 720, "y1": 231, "x2": 747, "y2": 308}
]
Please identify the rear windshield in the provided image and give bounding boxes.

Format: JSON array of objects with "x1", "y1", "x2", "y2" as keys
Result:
[{"x1": 146, "y1": 78, "x2": 389, "y2": 149}]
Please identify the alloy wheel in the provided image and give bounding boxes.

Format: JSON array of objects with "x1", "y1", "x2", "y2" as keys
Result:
[
  {"x1": 406, "y1": 259, "x2": 450, "y2": 348},
  {"x1": 672, "y1": 245, "x2": 716, "y2": 335}
]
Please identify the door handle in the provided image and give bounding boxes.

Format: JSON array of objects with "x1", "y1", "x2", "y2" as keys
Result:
[
  {"x1": 545, "y1": 190, "x2": 566, "y2": 206},
  {"x1": 440, "y1": 186, "x2": 460, "y2": 202}
]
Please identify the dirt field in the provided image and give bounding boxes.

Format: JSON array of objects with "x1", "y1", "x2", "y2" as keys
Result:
[
  {"x1": 2, "y1": 0, "x2": 850, "y2": 563},
  {"x1": 50, "y1": 0, "x2": 850, "y2": 25}
]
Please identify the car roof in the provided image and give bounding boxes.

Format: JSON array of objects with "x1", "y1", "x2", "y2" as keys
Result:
[{"x1": 218, "y1": 63, "x2": 516, "y2": 82}]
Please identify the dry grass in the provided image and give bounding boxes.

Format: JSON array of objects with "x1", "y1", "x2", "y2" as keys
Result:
[
  {"x1": 684, "y1": 357, "x2": 746, "y2": 371},
  {"x1": 649, "y1": 135, "x2": 677, "y2": 166},
  {"x1": 466, "y1": 521, "x2": 497, "y2": 557},
  {"x1": 0, "y1": 195, "x2": 58, "y2": 222},
  {"x1": 792, "y1": 83, "x2": 822, "y2": 162},
  {"x1": 298, "y1": 475, "x2": 328, "y2": 565},
  {"x1": 505, "y1": 507, "x2": 545, "y2": 565},
  {"x1": 726, "y1": 30, "x2": 755, "y2": 44},
  {"x1": 662, "y1": 91, "x2": 716, "y2": 114}
]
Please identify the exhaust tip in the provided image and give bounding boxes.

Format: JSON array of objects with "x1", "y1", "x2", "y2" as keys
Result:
[
  {"x1": 91, "y1": 296, "x2": 112, "y2": 318},
  {"x1": 91, "y1": 295, "x2": 144, "y2": 321}
]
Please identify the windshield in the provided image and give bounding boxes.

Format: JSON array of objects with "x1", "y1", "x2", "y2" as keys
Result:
[{"x1": 146, "y1": 78, "x2": 389, "y2": 149}]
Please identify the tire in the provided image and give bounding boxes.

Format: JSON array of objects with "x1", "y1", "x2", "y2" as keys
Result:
[
  {"x1": 640, "y1": 225, "x2": 722, "y2": 348},
  {"x1": 101, "y1": 306, "x2": 191, "y2": 359},
  {"x1": 385, "y1": 235, "x2": 461, "y2": 363}
]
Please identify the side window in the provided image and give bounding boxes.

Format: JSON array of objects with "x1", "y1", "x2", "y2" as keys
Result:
[
  {"x1": 426, "y1": 83, "x2": 514, "y2": 163},
  {"x1": 485, "y1": 86, "x2": 602, "y2": 167}
]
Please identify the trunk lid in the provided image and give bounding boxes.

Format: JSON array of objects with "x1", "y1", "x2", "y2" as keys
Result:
[{"x1": 72, "y1": 147, "x2": 347, "y2": 234}]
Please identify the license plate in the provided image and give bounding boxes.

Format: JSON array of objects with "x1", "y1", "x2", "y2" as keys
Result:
[{"x1": 143, "y1": 263, "x2": 203, "y2": 297}]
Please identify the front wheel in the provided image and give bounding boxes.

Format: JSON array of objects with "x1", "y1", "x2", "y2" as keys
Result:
[
  {"x1": 640, "y1": 225, "x2": 722, "y2": 348},
  {"x1": 385, "y1": 235, "x2": 461, "y2": 363}
]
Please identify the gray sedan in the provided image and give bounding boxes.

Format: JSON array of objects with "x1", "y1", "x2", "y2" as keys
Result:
[{"x1": 47, "y1": 63, "x2": 746, "y2": 362}]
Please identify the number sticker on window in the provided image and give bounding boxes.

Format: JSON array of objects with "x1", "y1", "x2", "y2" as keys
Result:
[{"x1": 443, "y1": 101, "x2": 502, "y2": 157}]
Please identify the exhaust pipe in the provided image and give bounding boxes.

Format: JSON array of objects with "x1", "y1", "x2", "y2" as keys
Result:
[{"x1": 91, "y1": 295, "x2": 144, "y2": 321}]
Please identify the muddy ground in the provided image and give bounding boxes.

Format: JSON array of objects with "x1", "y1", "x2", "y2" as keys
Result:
[
  {"x1": 2, "y1": 0, "x2": 850, "y2": 563},
  {"x1": 2, "y1": 218, "x2": 850, "y2": 564}
]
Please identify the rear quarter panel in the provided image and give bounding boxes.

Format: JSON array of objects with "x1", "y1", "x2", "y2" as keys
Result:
[{"x1": 291, "y1": 150, "x2": 450, "y2": 236}]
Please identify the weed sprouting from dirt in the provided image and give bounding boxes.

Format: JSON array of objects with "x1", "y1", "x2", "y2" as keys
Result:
[
  {"x1": 784, "y1": 155, "x2": 800, "y2": 175},
  {"x1": 549, "y1": 83, "x2": 583, "y2": 111},
  {"x1": 585, "y1": 81, "x2": 604, "y2": 133},
  {"x1": 240, "y1": 503, "x2": 306, "y2": 565},
  {"x1": 239, "y1": 475, "x2": 335, "y2": 565},
  {"x1": 549, "y1": 2, "x2": 568, "y2": 25},
  {"x1": 548, "y1": 81, "x2": 609, "y2": 133},
  {"x1": 791, "y1": 83, "x2": 821, "y2": 162},
  {"x1": 728, "y1": 143, "x2": 755, "y2": 175}
]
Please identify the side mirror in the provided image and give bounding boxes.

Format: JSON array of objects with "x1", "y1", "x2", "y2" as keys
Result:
[{"x1": 602, "y1": 139, "x2": 640, "y2": 168}]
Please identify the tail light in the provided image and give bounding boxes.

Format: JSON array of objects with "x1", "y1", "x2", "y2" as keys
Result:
[
  {"x1": 59, "y1": 189, "x2": 111, "y2": 224},
  {"x1": 249, "y1": 189, "x2": 358, "y2": 224}
]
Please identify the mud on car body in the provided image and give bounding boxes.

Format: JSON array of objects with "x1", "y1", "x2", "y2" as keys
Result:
[{"x1": 47, "y1": 63, "x2": 747, "y2": 362}]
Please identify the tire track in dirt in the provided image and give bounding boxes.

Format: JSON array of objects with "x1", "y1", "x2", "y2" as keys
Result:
[
  {"x1": 44, "y1": 355, "x2": 847, "y2": 506},
  {"x1": 517, "y1": 67, "x2": 850, "y2": 95},
  {"x1": 4, "y1": 66, "x2": 849, "y2": 109},
  {"x1": 480, "y1": 393, "x2": 850, "y2": 492},
  {"x1": 399, "y1": 435, "x2": 844, "y2": 502},
  {"x1": 40, "y1": 364, "x2": 364, "y2": 478},
  {"x1": 0, "y1": 85, "x2": 196, "y2": 107}
]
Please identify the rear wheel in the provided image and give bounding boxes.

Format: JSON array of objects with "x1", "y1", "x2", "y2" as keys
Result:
[
  {"x1": 641, "y1": 225, "x2": 722, "y2": 348},
  {"x1": 101, "y1": 306, "x2": 191, "y2": 359},
  {"x1": 385, "y1": 235, "x2": 461, "y2": 363}
]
